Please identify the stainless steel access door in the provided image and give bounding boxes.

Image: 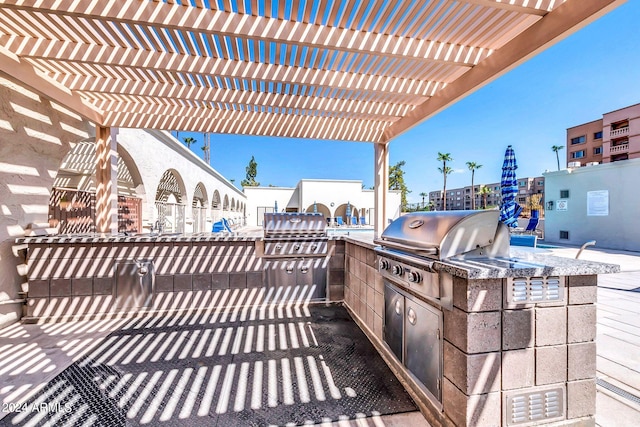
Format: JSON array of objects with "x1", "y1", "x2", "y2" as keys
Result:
[
  {"x1": 384, "y1": 283, "x2": 404, "y2": 362},
  {"x1": 115, "y1": 260, "x2": 155, "y2": 309},
  {"x1": 405, "y1": 297, "x2": 442, "y2": 402},
  {"x1": 264, "y1": 258, "x2": 327, "y2": 302}
]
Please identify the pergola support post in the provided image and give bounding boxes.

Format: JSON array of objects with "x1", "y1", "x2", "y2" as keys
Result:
[
  {"x1": 95, "y1": 126, "x2": 119, "y2": 234},
  {"x1": 374, "y1": 142, "x2": 389, "y2": 238}
]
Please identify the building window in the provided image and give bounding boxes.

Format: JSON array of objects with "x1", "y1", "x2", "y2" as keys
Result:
[
  {"x1": 571, "y1": 150, "x2": 585, "y2": 159},
  {"x1": 560, "y1": 230, "x2": 569, "y2": 240},
  {"x1": 570, "y1": 135, "x2": 586, "y2": 145},
  {"x1": 456, "y1": 191, "x2": 461, "y2": 195},
  {"x1": 594, "y1": 146, "x2": 603, "y2": 155},
  {"x1": 560, "y1": 190, "x2": 569, "y2": 198},
  {"x1": 594, "y1": 131, "x2": 603, "y2": 139},
  {"x1": 537, "y1": 181, "x2": 544, "y2": 186},
  {"x1": 518, "y1": 181, "x2": 526, "y2": 187},
  {"x1": 518, "y1": 197, "x2": 526, "y2": 203}
]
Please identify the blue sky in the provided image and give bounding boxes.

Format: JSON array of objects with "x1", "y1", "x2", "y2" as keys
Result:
[{"x1": 177, "y1": 2, "x2": 640, "y2": 203}]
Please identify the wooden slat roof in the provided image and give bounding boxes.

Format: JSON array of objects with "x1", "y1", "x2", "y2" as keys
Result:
[{"x1": 0, "y1": 0, "x2": 624, "y2": 143}]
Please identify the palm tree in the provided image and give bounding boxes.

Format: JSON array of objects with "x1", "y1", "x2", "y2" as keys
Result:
[
  {"x1": 437, "y1": 152, "x2": 453, "y2": 210},
  {"x1": 478, "y1": 185, "x2": 491, "y2": 209},
  {"x1": 438, "y1": 166, "x2": 453, "y2": 210},
  {"x1": 183, "y1": 136, "x2": 196, "y2": 149},
  {"x1": 551, "y1": 145, "x2": 564, "y2": 171},
  {"x1": 419, "y1": 192, "x2": 428, "y2": 208},
  {"x1": 466, "y1": 161, "x2": 482, "y2": 210}
]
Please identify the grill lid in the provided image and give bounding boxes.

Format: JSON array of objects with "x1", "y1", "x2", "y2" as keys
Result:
[
  {"x1": 263, "y1": 212, "x2": 326, "y2": 237},
  {"x1": 377, "y1": 210, "x2": 509, "y2": 259}
]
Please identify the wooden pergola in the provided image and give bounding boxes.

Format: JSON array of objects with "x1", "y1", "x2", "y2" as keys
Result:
[{"x1": 0, "y1": 0, "x2": 625, "y2": 235}]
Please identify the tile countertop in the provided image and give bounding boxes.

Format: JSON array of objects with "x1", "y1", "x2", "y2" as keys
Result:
[
  {"x1": 15, "y1": 230, "x2": 352, "y2": 244},
  {"x1": 342, "y1": 235, "x2": 620, "y2": 279},
  {"x1": 435, "y1": 249, "x2": 620, "y2": 279},
  {"x1": 15, "y1": 231, "x2": 265, "y2": 244},
  {"x1": 14, "y1": 232, "x2": 620, "y2": 279}
]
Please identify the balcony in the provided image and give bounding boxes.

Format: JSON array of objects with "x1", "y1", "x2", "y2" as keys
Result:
[
  {"x1": 610, "y1": 126, "x2": 629, "y2": 138},
  {"x1": 610, "y1": 143, "x2": 629, "y2": 153}
]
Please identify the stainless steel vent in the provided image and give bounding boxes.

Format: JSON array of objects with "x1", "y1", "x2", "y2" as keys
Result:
[
  {"x1": 506, "y1": 387, "x2": 565, "y2": 426},
  {"x1": 507, "y1": 276, "x2": 565, "y2": 305}
]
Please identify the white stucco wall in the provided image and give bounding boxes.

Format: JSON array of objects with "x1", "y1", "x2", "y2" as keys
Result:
[
  {"x1": 243, "y1": 180, "x2": 401, "y2": 227},
  {"x1": 0, "y1": 74, "x2": 94, "y2": 328},
  {"x1": 543, "y1": 159, "x2": 640, "y2": 251},
  {"x1": 116, "y1": 129, "x2": 246, "y2": 230}
]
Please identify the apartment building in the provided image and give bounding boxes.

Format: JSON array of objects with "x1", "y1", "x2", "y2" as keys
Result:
[
  {"x1": 566, "y1": 103, "x2": 640, "y2": 167},
  {"x1": 428, "y1": 176, "x2": 544, "y2": 213}
]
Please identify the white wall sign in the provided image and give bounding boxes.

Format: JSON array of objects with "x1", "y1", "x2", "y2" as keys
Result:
[
  {"x1": 587, "y1": 190, "x2": 609, "y2": 216},
  {"x1": 556, "y1": 200, "x2": 568, "y2": 211}
]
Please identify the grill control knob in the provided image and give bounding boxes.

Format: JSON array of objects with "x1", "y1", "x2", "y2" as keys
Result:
[
  {"x1": 408, "y1": 271, "x2": 422, "y2": 283},
  {"x1": 392, "y1": 265, "x2": 403, "y2": 276},
  {"x1": 379, "y1": 259, "x2": 390, "y2": 270}
]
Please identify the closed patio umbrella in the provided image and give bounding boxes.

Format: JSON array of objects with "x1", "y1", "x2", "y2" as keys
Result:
[
  {"x1": 499, "y1": 145, "x2": 522, "y2": 228},
  {"x1": 346, "y1": 201, "x2": 351, "y2": 223},
  {"x1": 274, "y1": 200, "x2": 278, "y2": 213},
  {"x1": 313, "y1": 201, "x2": 317, "y2": 213}
]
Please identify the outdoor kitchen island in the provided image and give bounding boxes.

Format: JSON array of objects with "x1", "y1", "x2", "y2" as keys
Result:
[
  {"x1": 16, "y1": 225, "x2": 619, "y2": 426},
  {"x1": 344, "y1": 231, "x2": 619, "y2": 427}
]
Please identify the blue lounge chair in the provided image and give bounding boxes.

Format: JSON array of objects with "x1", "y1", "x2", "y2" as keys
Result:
[
  {"x1": 351, "y1": 216, "x2": 358, "y2": 226},
  {"x1": 212, "y1": 218, "x2": 232, "y2": 232},
  {"x1": 360, "y1": 217, "x2": 367, "y2": 226},
  {"x1": 510, "y1": 234, "x2": 537, "y2": 247},
  {"x1": 336, "y1": 217, "x2": 344, "y2": 226}
]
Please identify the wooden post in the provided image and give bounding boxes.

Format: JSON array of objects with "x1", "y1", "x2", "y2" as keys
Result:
[
  {"x1": 374, "y1": 142, "x2": 389, "y2": 238},
  {"x1": 95, "y1": 126, "x2": 119, "y2": 234}
]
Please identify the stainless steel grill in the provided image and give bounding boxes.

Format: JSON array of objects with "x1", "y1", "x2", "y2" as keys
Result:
[
  {"x1": 259, "y1": 213, "x2": 329, "y2": 302},
  {"x1": 375, "y1": 210, "x2": 509, "y2": 262},
  {"x1": 263, "y1": 212, "x2": 327, "y2": 239},
  {"x1": 374, "y1": 210, "x2": 510, "y2": 406}
]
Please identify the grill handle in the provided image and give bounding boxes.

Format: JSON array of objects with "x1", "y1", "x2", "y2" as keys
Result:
[{"x1": 373, "y1": 239, "x2": 439, "y2": 257}]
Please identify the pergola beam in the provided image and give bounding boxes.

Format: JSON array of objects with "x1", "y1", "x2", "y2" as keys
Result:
[
  {"x1": 461, "y1": 0, "x2": 548, "y2": 16},
  {"x1": 96, "y1": 100, "x2": 401, "y2": 123},
  {"x1": 0, "y1": 0, "x2": 485, "y2": 67},
  {"x1": 0, "y1": 37, "x2": 452, "y2": 98},
  {"x1": 103, "y1": 109, "x2": 388, "y2": 142},
  {"x1": 380, "y1": 0, "x2": 627, "y2": 143},
  {"x1": 0, "y1": 45, "x2": 103, "y2": 125},
  {"x1": 85, "y1": 95, "x2": 411, "y2": 122}
]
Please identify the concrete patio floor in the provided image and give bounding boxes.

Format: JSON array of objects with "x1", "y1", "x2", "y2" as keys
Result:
[{"x1": 1, "y1": 244, "x2": 638, "y2": 426}]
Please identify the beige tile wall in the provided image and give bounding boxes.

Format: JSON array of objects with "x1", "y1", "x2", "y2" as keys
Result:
[
  {"x1": 25, "y1": 239, "x2": 346, "y2": 321},
  {"x1": 26, "y1": 240, "x2": 263, "y2": 320},
  {"x1": 343, "y1": 241, "x2": 383, "y2": 340}
]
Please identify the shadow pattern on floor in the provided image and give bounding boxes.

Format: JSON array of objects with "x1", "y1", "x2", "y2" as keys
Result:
[{"x1": 1, "y1": 304, "x2": 416, "y2": 426}]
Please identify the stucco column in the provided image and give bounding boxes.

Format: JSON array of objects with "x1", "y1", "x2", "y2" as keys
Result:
[
  {"x1": 374, "y1": 142, "x2": 389, "y2": 238},
  {"x1": 95, "y1": 126, "x2": 119, "y2": 234}
]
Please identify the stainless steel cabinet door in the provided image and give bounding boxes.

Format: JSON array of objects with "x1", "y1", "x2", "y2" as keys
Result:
[
  {"x1": 384, "y1": 283, "x2": 404, "y2": 362},
  {"x1": 404, "y1": 298, "x2": 442, "y2": 401},
  {"x1": 309, "y1": 257, "x2": 327, "y2": 300}
]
